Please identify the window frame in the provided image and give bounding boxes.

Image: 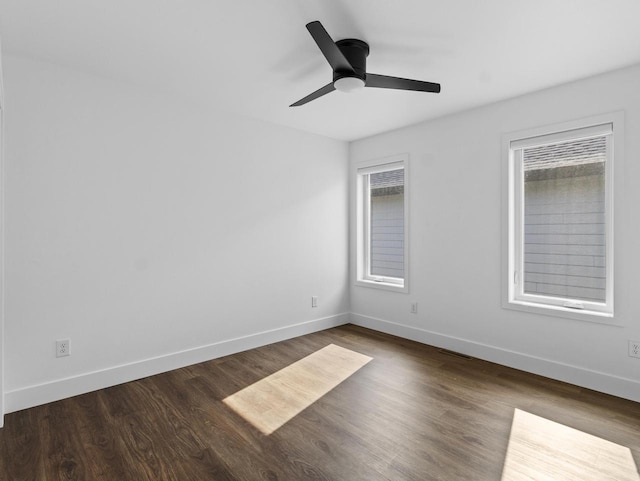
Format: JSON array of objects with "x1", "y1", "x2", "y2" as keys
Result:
[
  {"x1": 502, "y1": 113, "x2": 623, "y2": 323},
  {"x1": 355, "y1": 154, "x2": 409, "y2": 293}
]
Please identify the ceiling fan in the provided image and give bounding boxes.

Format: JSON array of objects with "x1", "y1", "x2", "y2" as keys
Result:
[{"x1": 290, "y1": 21, "x2": 441, "y2": 107}]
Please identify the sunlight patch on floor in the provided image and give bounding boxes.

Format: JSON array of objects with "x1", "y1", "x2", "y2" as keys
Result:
[
  {"x1": 223, "y1": 344, "x2": 372, "y2": 435},
  {"x1": 501, "y1": 408, "x2": 639, "y2": 481}
]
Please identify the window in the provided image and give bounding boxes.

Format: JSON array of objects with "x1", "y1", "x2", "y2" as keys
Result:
[
  {"x1": 505, "y1": 119, "x2": 618, "y2": 319},
  {"x1": 355, "y1": 155, "x2": 408, "y2": 292}
]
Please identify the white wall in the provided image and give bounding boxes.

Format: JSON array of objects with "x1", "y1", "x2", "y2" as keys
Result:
[
  {"x1": 0, "y1": 46, "x2": 5, "y2": 426},
  {"x1": 350, "y1": 64, "x2": 640, "y2": 401},
  {"x1": 3, "y1": 55, "x2": 349, "y2": 412}
]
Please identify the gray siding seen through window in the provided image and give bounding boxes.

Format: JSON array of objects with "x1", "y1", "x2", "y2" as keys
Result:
[
  {"x1": 523, "y1": 137, "x2": 606, "y2": 302},
  {"x1": 370, "y1": 169, "x2": 404, "y2": 279}
]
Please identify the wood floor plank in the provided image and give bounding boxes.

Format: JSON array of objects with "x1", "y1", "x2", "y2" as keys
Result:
[
  {"x1": 183, "y1": 370, "x2": 297, "y2": 480},
  {"x1": 142, "y1": 371, "x2": 240, "y2": 481},
  {"x1": 0, "y1": 324, "x2": 638, "y2": 480},
  {"x1": 70, "y1": 391, "x2": 133, "y2": 481},
  {"x1": 0, "y1": 407, "x2": 46, "y2": 481},
  {"x1": 43, "y1": 398, "x2": 94, "y2": 481}
]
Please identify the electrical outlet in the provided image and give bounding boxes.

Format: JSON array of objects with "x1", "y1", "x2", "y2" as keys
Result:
[
  {"x1": 410, "y1": 302, "x2": 418, "y2": 314},
  {"x1": 629, "y1": 340, "x2": 640, "y2": 359},
  {"x1": 56, "y1": 339, "x2": 70, "y2": 357},
  {"x1": 311, "y1": 296, "x2": 318, "y2": 308}
]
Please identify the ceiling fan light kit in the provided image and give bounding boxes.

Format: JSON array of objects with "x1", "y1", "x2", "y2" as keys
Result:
[
  {"x1": 334, "y1": 77, "x2": 365, "y2": 93},
  {"x1": 290, "y1": 21, "x2": 441, "y2": 107}
]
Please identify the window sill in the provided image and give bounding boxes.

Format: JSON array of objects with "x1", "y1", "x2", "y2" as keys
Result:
[
  {"x1": 355, "y1": 279, "x2": 408, "y2": 293},
  {"x1": 504, "y1": 299, "x2": 619, "y2": 326}
]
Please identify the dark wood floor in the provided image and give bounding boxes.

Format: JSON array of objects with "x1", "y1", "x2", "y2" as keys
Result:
[{"x1": 1, "y1": 324, "x2": 639, "y2": 480}]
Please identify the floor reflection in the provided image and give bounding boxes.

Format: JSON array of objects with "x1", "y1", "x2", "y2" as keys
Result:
[
  {"x1": 223, "y1": 344, "x2": 372, "y2": 435},
  {"x1": 502, "y1": 408, "x2": 639, "y2": 481}
]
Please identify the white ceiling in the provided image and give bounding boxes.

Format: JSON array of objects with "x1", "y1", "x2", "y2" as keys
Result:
[{"x1": 1, "y1": 0, "x2": 639, "y2": 141}]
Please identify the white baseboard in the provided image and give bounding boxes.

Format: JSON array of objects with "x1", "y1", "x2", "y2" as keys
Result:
[
  {"x1": 5, "y1": 313, "x2": 350, "y2": 414},
  {"x1": 6, "y1": 311, "x2": 637, "y2": 417},
  {"x1": 350, "y1": 313, "x2": 640, "y2": 403}
]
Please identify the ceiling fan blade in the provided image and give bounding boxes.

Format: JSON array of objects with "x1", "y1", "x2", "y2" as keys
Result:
[
  {"x1": 366, "y1": 73, "x2": 441, "y2": 93},
  {"x1": 306, "y1": 21, "x2": 355, "y2": 74},
  {"x1": 290, "y1": 82, "x2": 336, "y2": 107}
]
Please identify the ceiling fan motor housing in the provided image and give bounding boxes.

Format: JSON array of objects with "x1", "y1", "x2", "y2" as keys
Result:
[{"x1": 334, "y1": 39, "x2": 369, "y2": 82}]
